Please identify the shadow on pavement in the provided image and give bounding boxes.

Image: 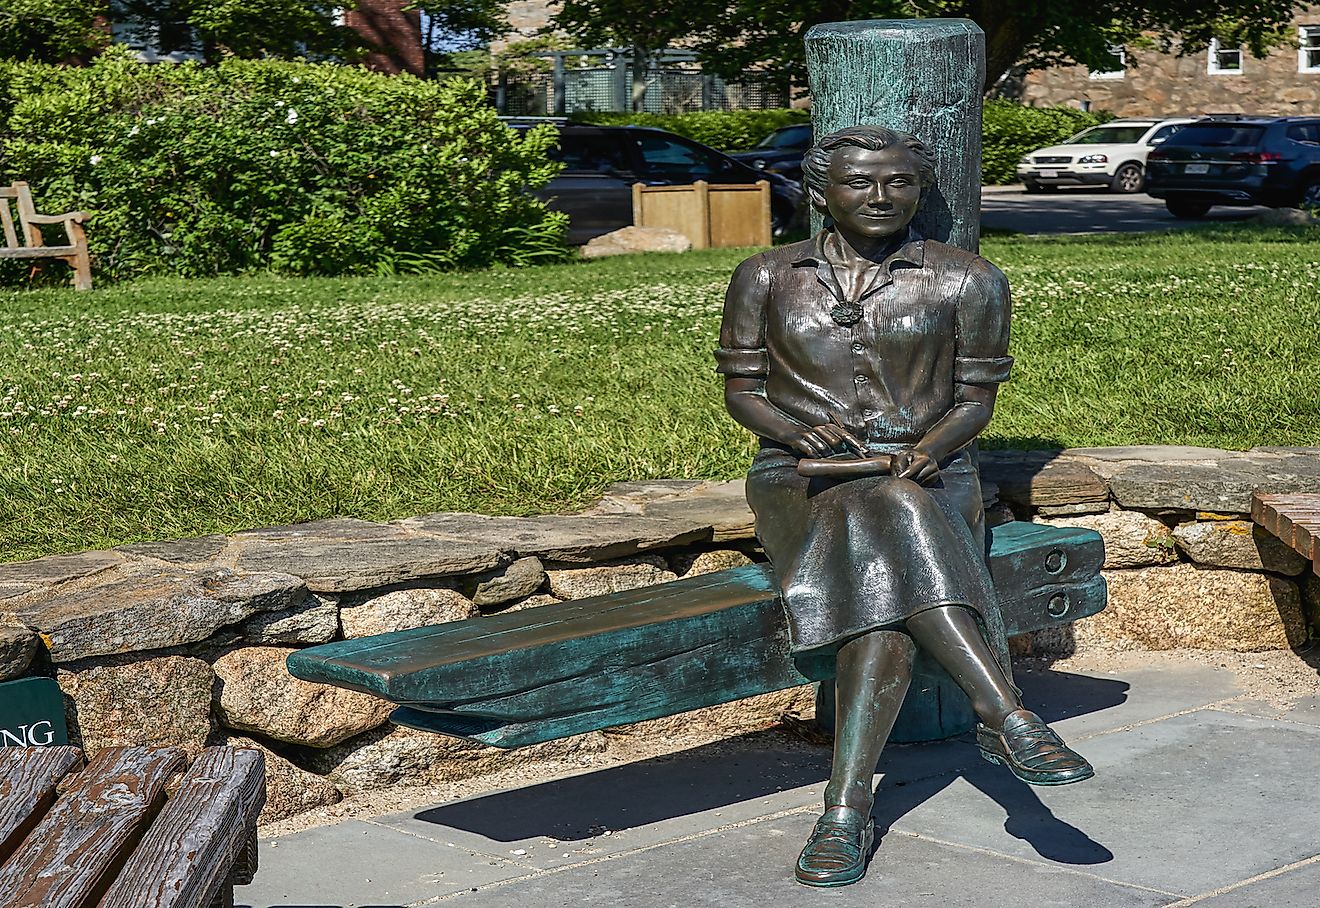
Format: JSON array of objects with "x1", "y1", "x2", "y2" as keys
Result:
[{"x1": 413, "y1": 667, "x2": 1127, "y2": 868}]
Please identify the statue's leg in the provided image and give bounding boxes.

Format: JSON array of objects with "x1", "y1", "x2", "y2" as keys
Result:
[
  {"x1": 904, "y1": 604, "x2": 1018, "y2": 727},
  {"x1": 797, "y1": 629, "x2": 914, "y2": 888},
  {"x1": 906, "y1": 605, "x2": 1094, "y2": 786}
]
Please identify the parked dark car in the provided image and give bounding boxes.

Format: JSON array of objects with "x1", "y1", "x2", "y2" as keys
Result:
[
  {"x1": 728, "y1": 123, "x2": 812, "y2": 184},
  {"x1": 529, "y1": 124, "x2": 808, "y2": 244},
  {"x1": 1144, "y1": 116, "x2": 1320, "y2": 218}
]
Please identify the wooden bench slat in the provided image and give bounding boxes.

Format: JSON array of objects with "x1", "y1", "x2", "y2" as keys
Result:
[
  {"x1": 0, "y1": 747, "x2": 83, "y2": 866},
  {"x1": 0, "y1": 746, "x2": 186, "y2": 908},
  {"x1": 292, "y1": 522, "x2": 1106, "y2": 748},
  {"x1": 1252, "y1": 492, "x2": 1320, "y2": 573},
  {"x1": 0, "y1": 246, "x2": 79, "y2": 259},
  {"x1": 100, "y1": 747, "x2": 265, "y2": 908},
  {"x1": 0, "y1": 199, "x2": 18, "y2": 249}
]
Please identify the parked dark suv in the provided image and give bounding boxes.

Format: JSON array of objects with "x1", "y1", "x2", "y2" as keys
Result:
[
  {"x1": 529, "y1": 124, "x2": 807, "y2": 244},
  {"x1": 1144, "y1": 116, "x2": 1320, "y2": 218}
]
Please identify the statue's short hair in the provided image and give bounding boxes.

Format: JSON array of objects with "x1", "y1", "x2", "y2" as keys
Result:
[{"x1": 801, "y1": 125, "x2": 937, "y2": 196}]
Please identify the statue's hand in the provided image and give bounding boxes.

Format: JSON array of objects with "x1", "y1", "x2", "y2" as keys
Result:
[
  {"x1": 892, "y1": 448, "x2": 940, "y2": 485},
  {"x1": 789, "y1": 424, "x2": 866, "y2": 458}
]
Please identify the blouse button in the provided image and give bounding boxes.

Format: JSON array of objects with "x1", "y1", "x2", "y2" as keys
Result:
[
  {"x1": 851, "y1": 342, "x2": 865, "y2": 353},
  {"x1": 863, "y1": 408, "x2": 876, "y2": 417},
  {"x1": 854, "y1": 375, "x2": 868, "y2": 384}
]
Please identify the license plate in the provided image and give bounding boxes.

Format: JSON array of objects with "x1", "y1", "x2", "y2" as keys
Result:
[
  {"x1": 1185, "y1": 163, "x2": 1210, "y2": 174},
  {"x1": 1039, "y1": 169, "x2": 1059, "y2": 178}
]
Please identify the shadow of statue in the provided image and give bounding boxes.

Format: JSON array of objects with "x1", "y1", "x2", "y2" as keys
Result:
[{"x1": 410, "y1": 667, "x2": 1126, "y2": 867}]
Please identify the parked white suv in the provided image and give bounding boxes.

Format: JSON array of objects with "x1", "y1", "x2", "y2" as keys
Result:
[{"x1": 1016, "y1": 118, "x2": 1197, "y2": 193}]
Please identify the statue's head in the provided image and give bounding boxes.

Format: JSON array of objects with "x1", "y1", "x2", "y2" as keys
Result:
[{"x1": 802, "y1": 126, "x2": 937, "y2": 239}]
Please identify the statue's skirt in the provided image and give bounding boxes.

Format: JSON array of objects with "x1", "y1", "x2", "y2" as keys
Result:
[{"x1": 746, "y1": 443, "x2": 1011, "y2": 679}]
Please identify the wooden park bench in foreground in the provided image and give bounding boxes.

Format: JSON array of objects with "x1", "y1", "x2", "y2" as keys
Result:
[
  {"x1": 0, "y1": 745, "x2": 264, "y2": 908},
  {"x1": 289, "y1": 521, "x2": 1106, "y2": 749},
  {"x1": 0, "y1": 182, "x2": 92, "y2": 291}
]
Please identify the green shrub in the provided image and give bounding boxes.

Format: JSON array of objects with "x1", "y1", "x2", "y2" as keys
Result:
[
  {"x1": 982, "y1": 100, "x2": 1110, "y2": 184},
  {"x1": 571, "y1": 103, "x2": 1109, "y2": 184},
  {"x1": 0, "y1": 49, "x2": 566, "y2": 281},
  {"x1": 569, "y1": 108, "x2": 809, "y2": 152}
]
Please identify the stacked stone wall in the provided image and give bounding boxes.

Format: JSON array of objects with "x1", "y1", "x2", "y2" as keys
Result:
[
  {"x1": 1021, "y1": 18, "x2": 1320, "y2": 117},
  {"x1": 2, "y1": 446, "x2": 1316, "y2": 824}
]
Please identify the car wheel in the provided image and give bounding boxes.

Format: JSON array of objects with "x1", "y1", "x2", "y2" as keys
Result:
[
  {"x1": 1110, "y1": 163, "x2": 1144, "y2": 194},
  {"x1": 1165, "y1": 199, "x2": 1211, "y2": 219},
  {"x1": 1299, "y1": 180, "x2": 1320, "y2": 213}
]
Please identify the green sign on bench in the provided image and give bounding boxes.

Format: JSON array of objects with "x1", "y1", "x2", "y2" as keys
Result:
[
  {"x1": 0, "y1": 678, "x2": 69, "y2": 749},
  {"x1": 289, "y1": 521, "x2": 1105, "y2": 747}
]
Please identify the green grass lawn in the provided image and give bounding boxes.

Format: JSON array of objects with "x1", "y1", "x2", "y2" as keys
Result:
[{"x1": 2, "y1": 224, "x2": 1318, "y2": 562}]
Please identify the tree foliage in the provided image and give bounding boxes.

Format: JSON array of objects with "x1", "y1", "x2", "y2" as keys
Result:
[
  {"x1": 108, "y1": 0, "x2": 354, "y2": 61},
  {"x1": 0, "y1": 0, "x2": 110, "y2": 63},
  {"x1": 548, "y1": 0, "x2": 1308, "y2": 92}
]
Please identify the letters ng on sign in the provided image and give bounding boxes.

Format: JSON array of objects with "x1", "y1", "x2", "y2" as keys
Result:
[{"x1": 0, "y1": 677, "x2": 70, "y2": 747}]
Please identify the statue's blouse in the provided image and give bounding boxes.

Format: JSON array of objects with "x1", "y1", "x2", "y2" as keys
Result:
[{"x1": 716, "y1": 227, "x2": 1013, "y2": 447}]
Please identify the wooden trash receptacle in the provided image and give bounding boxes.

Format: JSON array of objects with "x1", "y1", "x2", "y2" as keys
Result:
[{"x1": 632, "y1": 180, "x2": 772, "y2": 249}]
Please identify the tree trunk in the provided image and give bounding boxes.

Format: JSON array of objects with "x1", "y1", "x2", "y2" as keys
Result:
[{"x1": 631, "y1": 45, "x2": 650, "y2": 112}]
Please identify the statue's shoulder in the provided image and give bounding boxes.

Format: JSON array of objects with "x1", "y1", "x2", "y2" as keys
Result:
[
  {"x1": 762, "y1": 237, "x2": 816, "y2": 265},
  {"x1": 922, "y1": 238, "x2": 1006, "y2": 281},
  {"x1": 730, "y1": 237, "x2": 811, "y2": 283}
]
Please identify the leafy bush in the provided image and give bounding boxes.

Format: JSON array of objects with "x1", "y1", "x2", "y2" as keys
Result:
[
  {"x1": 571, "y1": 103, "x2": 1108, "y2": 184},
  {"x1": 0, "y1": 50, "x2": 567, "y2": 281},
  {"x1": 982, "y1": 100, "x2": 1110, "y2": 184},
  {"x1": 569, "y1": 108, "x2": 810, "y2": 152}
]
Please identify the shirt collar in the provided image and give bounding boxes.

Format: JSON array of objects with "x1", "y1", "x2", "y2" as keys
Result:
[
  {"x1": 790, "y1": 226, "x2": 926, "y2": 304},
  {"x1": 790, "y1": 225, "x2": 926, "y2": 270}
]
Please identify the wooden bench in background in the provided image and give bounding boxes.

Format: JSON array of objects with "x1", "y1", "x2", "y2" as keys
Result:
[
  {"x1": 1252, "y1": 492, "x2": 1320, "y2": 577},
  {"x1": 0, "y1": 745, "x2": 264, "y2": 908},
  {"x1": 289, "y1": 521, "x2": 1106, "y2": 748},
  {"x1": 0, "y1": 182, "x2": 92, "y2": 291}
]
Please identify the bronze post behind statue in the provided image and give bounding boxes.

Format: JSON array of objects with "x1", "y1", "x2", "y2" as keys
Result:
[{"x1": 805, "y1": 19, "x2": 985, "y2": 253}]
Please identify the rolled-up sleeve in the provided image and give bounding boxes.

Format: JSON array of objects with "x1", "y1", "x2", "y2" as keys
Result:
[
  {"x1": 716, "y1": 254, "x2": 771, "y2": 378},
  {"x1": 954, "y1": 257, "x2": 1013, "y2": 386}
]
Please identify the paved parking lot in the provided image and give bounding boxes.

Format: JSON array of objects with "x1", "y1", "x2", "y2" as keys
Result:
[{"x1": 980, "y1": 187, "x2": 1262, "y2": 235}]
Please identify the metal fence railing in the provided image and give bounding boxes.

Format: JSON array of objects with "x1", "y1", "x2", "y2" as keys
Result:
[{"x1": 493, "y1": 49, "x2": 789, "y2": 116}]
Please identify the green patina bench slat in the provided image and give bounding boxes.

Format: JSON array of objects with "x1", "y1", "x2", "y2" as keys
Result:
[{"x1": 289, "y1": 521, "x2": 1105, "y2": 748}]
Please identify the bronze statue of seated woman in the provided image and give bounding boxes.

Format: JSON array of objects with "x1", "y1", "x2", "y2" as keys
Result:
[{"x1": 716, "y1": 125, "x2": 1094, "y2": 888}]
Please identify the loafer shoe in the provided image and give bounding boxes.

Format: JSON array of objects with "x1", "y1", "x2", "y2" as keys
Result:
[
  {"x1": 795, "y1": 805, "x2": 875, "y2": 887},
  {"x1": 977, "y1": 708, "x2": 1094, "y2": 786}
]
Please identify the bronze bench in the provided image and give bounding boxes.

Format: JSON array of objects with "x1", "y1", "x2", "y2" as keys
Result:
[
  {"x1": 288, "y1": 520, "x2": 1106, "y2": 747},
  {"x1": 0, "y1": 745, "x2": 264, "y2": 908}
]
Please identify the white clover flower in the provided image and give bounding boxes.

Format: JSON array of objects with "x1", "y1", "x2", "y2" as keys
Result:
[
  {"x1": 128, "y1": 125, "x2": 140, "y2": 137},
  {"x1": 145, "y1": 117, "x2": 157, "y2": 125},
  {"x1": 89, "y1": 154, "x2": 102, "y2": 165},
  {"x1": 286, "y1": 108, "x2": 298, "y2": 124},
  {"x1": 269, "y1": 150, "x2": 280, "y2": 157}
]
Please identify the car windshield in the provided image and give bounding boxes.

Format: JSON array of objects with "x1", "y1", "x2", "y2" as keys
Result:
[
  {"x1": 1163, "y1": 123, "x2": 1267, "y2": 147},
  {"x1": 755, "y1": 125, "x2": 812, "y2": 150},
  {"x1": 1063, "y1": 125, "x2": 1151, "y2": 145}
]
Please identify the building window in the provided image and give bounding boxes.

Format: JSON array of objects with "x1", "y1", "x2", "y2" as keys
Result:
[
  {"x1": 1088, "y1": 45, "x2": 1126, "y2": 80},
  {"x1": 1301, "y1": 26, "x2": 1320, "y2": 73},
  {"x1": 1207, "y1": 38, "x2": 1243, "y2": 75}
]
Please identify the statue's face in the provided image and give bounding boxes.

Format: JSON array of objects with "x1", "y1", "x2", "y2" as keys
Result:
[{"x1": 817, "y1": 144, "x2": 923, "y2": 239}]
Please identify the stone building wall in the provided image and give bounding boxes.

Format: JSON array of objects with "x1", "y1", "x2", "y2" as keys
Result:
[
  {"x1": 1022, "y1": 17, "x2": 1320, "y2": 116},
  {"x1": 2, "y1": 446, "x2": 1317, "y2": 827}
]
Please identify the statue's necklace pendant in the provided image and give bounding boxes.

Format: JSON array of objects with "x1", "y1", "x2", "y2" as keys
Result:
[{"x1": 830, "y1": 301, "x2": 864, "y2": 326}]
